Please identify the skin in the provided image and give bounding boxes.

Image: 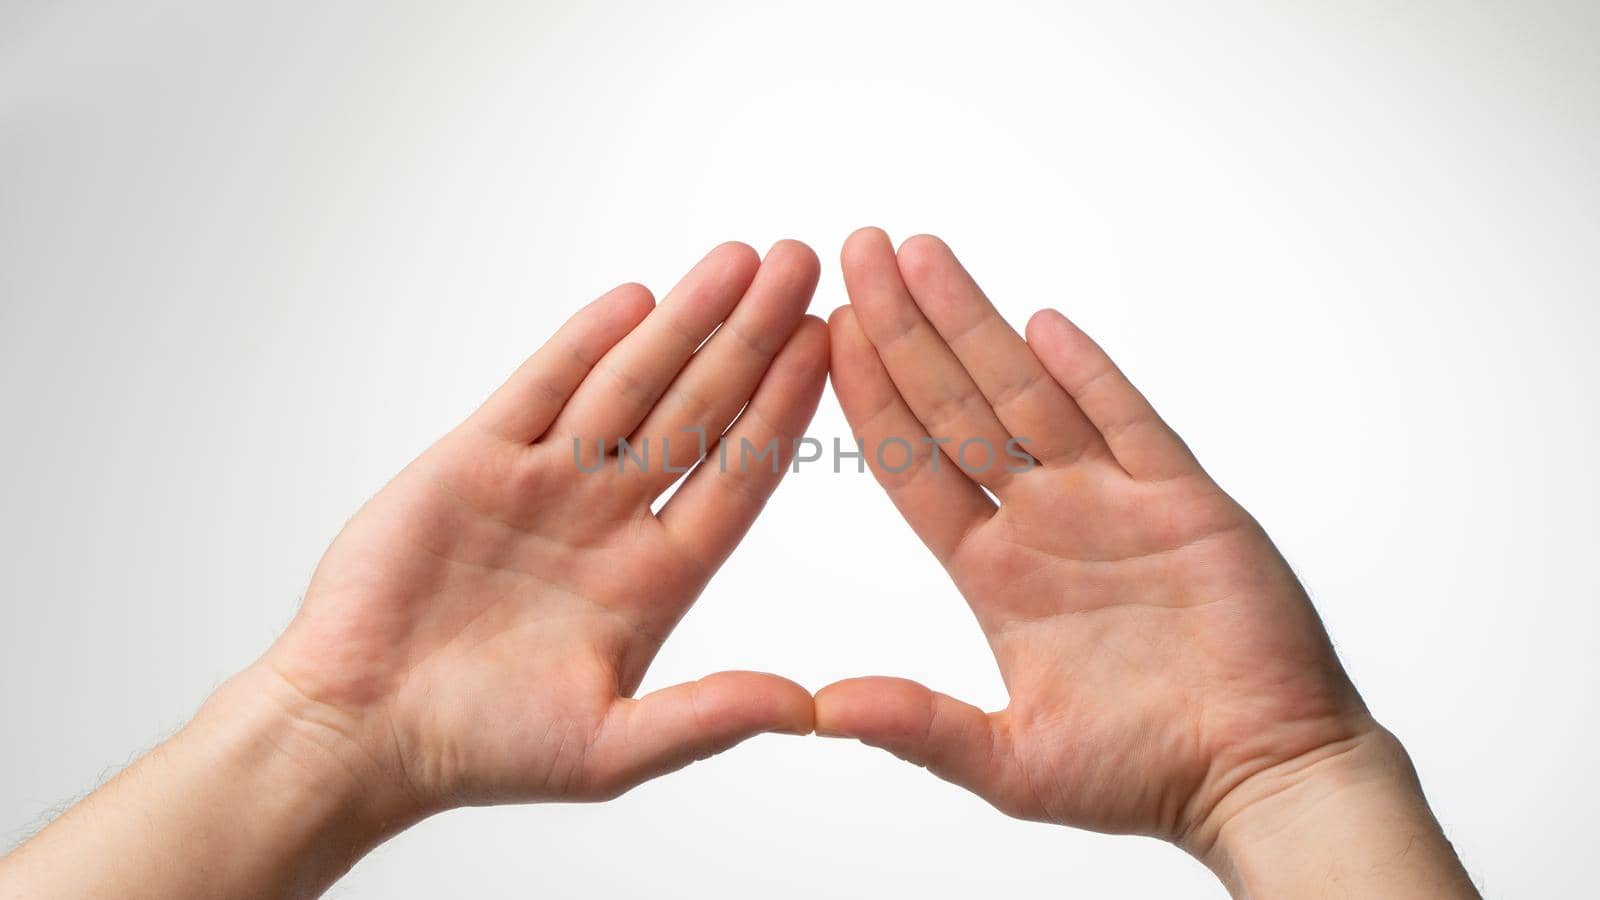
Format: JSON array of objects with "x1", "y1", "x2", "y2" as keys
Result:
[
  {"x1": 815, "y1": 228, "x2": 1479, "y2": 897},
  {"x1": 0, "y1": 240, "x2": 830, "y2": 899},
  {"x1": 0, "y1": 234, "x2": 1478, "y2": 899},
  {"x1": 268, "y1": 239, "x2": 828, "y2": 810}
]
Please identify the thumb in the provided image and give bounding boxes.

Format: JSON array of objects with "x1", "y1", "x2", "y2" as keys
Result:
[
  {"x1": 581, "y1": 670, "x2": 813, "y2": 798},
  {"x1": 815, "y1": 676, "x2": 1025, "y2": 809}
]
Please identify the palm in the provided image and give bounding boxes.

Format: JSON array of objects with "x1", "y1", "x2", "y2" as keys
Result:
[
  {"x1": 261, "y1": 242, "x2": 828, "y2": 812},
  {"x1": 323, "y1": 439, "x2": 704, "y2": 803},
  {"x1": 818, "y1": 230, "x2": 1368, "y2": 845}
]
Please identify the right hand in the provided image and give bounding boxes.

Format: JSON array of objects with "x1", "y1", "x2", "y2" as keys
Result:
[{"x1": 814, "y1": 229, "x2": 1476, "y2": 896}]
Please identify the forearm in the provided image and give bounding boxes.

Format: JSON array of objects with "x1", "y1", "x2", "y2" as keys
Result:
[
  {"x1": 0, "y1": 665, "x2": 420, "y2": 900},
  {"x1": 1195, "y1": 728, "x2": 1479, "y2": 899}
]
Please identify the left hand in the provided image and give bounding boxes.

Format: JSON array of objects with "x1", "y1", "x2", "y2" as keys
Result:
[{"x1": 261, "y1": 239, "x2": 826, "y2": 817}]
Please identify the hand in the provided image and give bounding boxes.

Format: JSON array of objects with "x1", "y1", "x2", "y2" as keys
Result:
[
  {"x1": 815, "y1": 229, "x2": 1477, "y2": 896},
  {"x1": 0, "y1": 240, "x2": 829, "y2": 900},
  {"x1": 261, "y1": 240, "x2": 827, "y2": 816}
]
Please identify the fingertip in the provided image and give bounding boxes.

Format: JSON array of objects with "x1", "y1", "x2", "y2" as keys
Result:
[
  {"x1": 765, "y1": 238, "x2": 821, "y2": 276},
  {"x1": 841, "y1": 226, "x2": 894, "y2": 269},
  {"x1": 827, "y1": 305, "x2": 867, "y2": 347},
  {"x1": 602, "y1": 281, "x2": 657, "y2": 320},
  {"x1": 1024, "y1": 307, "x2": 1066, "y2": 342},
  {"x1": 812, "y1": 679, "x2": 858, "y2": 738},
  {"x1": 755, "y1": 241, "x2": 823, "y2": 316},
  {"x1": 814, "y1": 676, "x2": 930, "y2": 740},
  {"x1": 715, "y1": 239, "x2": 760, "y2": 259},
  {"x1": 700, "y1": 670, "x2": 816, "y2": 737},
  {"x1": 767, "y1": 315, "x2": 829, "y2": 380},
  {"x1": 709, "y1": 240, "x2": 762, "y2": 278},
  {"x1": 793, "y1": 313, "x2": 830, "y2": 357},
  {"x1": 611, "y1": 280, "x2": 655, "y2": 301},
  {"x1": 844, "y1": 225, "x2": 890, "y2": 247},
  {"x1": 1025, "y1": 309, "x2": 1090, "y2": 364},
  {"x1": 894, "y1": 233, "x2": 953, "y2": 277},
  {"x1": 825, "y1": 308, "x2": 880, "y2": 391},
  {"x1": 772, "y1": 675, "x2": 819, "y2": 737}
]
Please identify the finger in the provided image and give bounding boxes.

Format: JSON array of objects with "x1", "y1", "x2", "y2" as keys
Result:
[
  {"x1": 582, "y1": 670, "x2": 813, "y2": 798},
  {"x1": 895, "y1": 235, "x2": 1107, "y2": 466},
  {"x1": 829, "y1": 306, "x2": 995, "y2": 565},
  {"x1": 470, "y1": 283, "x2": 655, "y2": 442},
  {"x1": 658, "y1": 316, "x2": 828, "y2": 570},
  {"x1": 841, "y1": 227, "x2": 1018, "y2": 492},
  {"x1": 814, "y1": 676, "x2": 1026, "y2": 810},
  {"x1": 549, "y1": 242, "x2": 761, "y2": 444},
  {"x1": 629, "y1": 240, "x2": 819, "y2": 497},
  {"x1": 1025, "y1": 309, "x2": 1201, "y2": 482}
]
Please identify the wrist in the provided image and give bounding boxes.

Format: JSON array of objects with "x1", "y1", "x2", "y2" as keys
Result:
[
  {"x1": 0, "y1": 664, "x2": 428, "y2": 900},
  {"x1": 1192, "y1": 726, "x2": 1477, "y2": 899},
  {"x1": 174, "y1": 664, "x2": 428, "y2": 889}
]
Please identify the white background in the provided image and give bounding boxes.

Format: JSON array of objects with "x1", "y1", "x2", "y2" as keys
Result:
[{"x1": 3, "y1": 2, "x2": 1597, "y2": 896}]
